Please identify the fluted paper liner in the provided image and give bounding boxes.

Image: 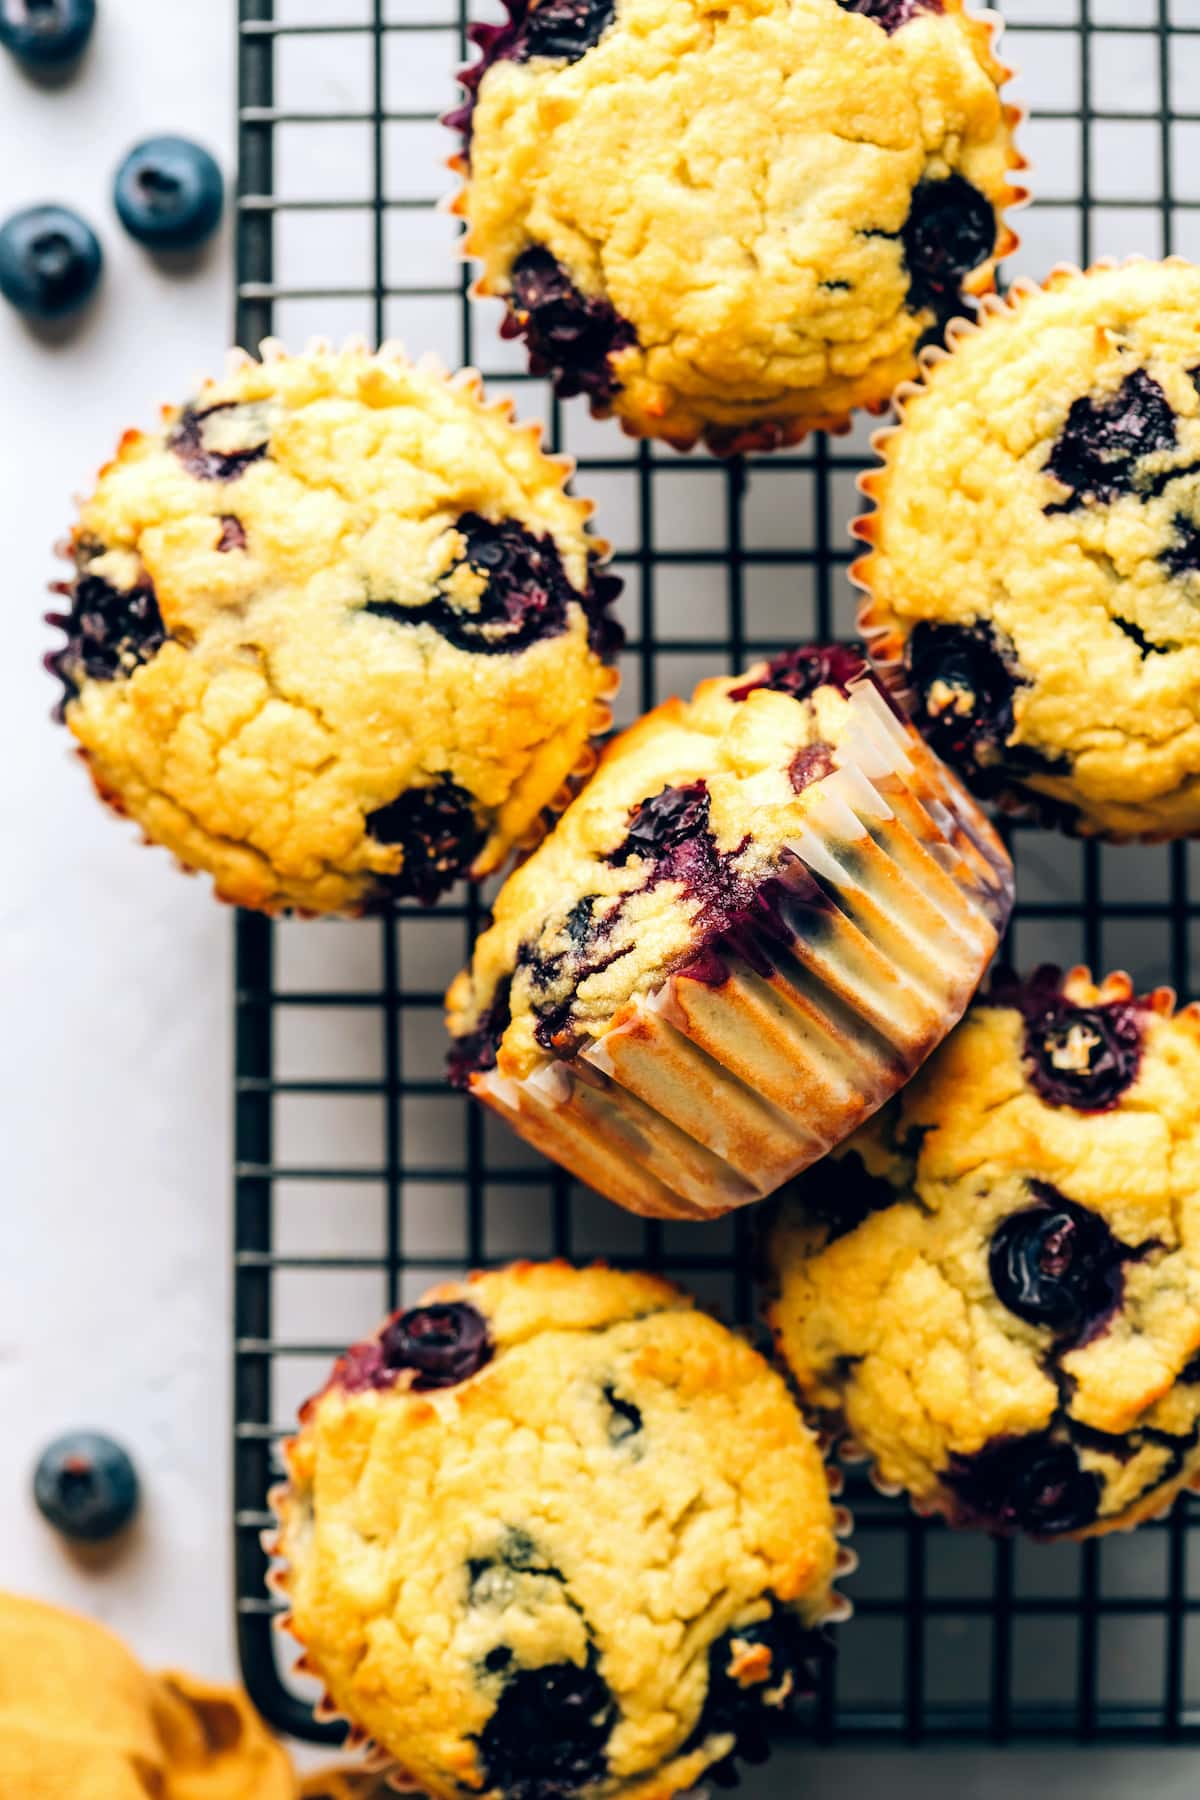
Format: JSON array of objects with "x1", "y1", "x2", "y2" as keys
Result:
[
  {"x1": 443, "y1": 6, "x2": 1027, "y2": 455},
  {"x1": 468, "y1": 677, "x2": 1013, "y2": 1221}
]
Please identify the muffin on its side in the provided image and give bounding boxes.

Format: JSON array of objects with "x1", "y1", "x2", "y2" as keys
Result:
[
  {"x1": 446, "y1": 646, "x2": 1013, "y2": 1221},
  {"x1": 769, "y1": 967, "x2": 1200, "y2": 1541},
  {"x1": 858, "y1": 257, "x2": 1200, "y2": 839},
  {"x1": 452, "y1": 0, "x2": 1022, "y2": 453},
  {"x1": 271, "y1": 1261, "x2": 844, "y2": 1800},
  {"x1": 46, "y1": 340, "x2": 621, "y2": 915}
]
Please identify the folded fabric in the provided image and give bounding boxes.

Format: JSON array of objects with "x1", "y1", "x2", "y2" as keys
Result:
[{"x1": 0, "y1": 1591, "x2": 386, "y2": 1800}]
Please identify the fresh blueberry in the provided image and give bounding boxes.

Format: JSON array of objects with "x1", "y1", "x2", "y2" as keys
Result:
[
  {"x1": 507, "y1": 245, "x2": 637, "y2": 404},
  {"x1": 114, "y1": 136, "x2": 224, "y2": 252},
  {"x1": 902, "y1": 174, "x2": 997, "y2": 325},
  {"x1": 477, "y1": 1656, "x2": 616, "y2": 1798},
  {"x1": 33, "y1": 1431, "x2": 139, "y2": 1542},
  {"x1": 729, "y1": 643, "x2": 869, "y2": 705},
  {"x1": 989, "y1": 1186, "x2": 1126, "y2": 1340},
  {"x1": 1046, "y1": 369, "x2": 1177, "y2": 512},
  {"x1": 0, "y1": 204, "x2": 101, "y2": 319},
  {"x1": 367, "y1": 776, "x2": 487, "y2": 906},
  {"x1": 379, "y1": 1301, "x2": 493, "y2": 1389},
  {"x1": 944, "y1": 1433, "x2": 1102, "y2": 1538},
  {"x1": 0, "y1": 0, "x2": 95, "y2": 65}
]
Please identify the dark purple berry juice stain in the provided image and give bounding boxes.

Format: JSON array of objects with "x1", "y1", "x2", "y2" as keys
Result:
[
  {"x1": 1045, "y1": 368, "x2": 1177, "y2": 512},
  {"x1": 449, "y1": 1, "x2": 617, "y2": 157},
  {"x1": 797, "y1": 1150, "x2": 896, "y2": 1243},
  {"x1": 837, "y1": 0, "x2": 942, "y2": 31},
  {"x1": 901, "y1": 174, "x2": 997, "y2": 330},
  {"x1": 169, "y1": 401, "x2": 270, "y2": 482},
  {"x1": 365, "y1": 513, "x2": 621, "y2": 660},
  {"x1": 729, "y1": 643, "x2": 869, "y2": 704},
  {"x1": 905, "y1": 619, "x2": 1017, "y2": 783},
  {"x1": 789, "y1": 742, "x2": 836, "y2": 794},
  {"x1": 1161, "y1": 511, "x2": 1200, "y2": 579},
  {"x1": 992, "y1": 965, "x2": 1144, "y2": 1111},
  {"x1": 367, "y1": 776, "x2": 486, "y2": 907},
  {"x1": 477, "y1": 1655, "x2": 616, "y2": 1800},
  {"x1": 989, "y1": 1184, "x2": 1129, "y2": 1343},
  {"x1": 46, "y1": 568, "x2": 167, "y2": 713},
  {"x1": 944, "y1": 1432, "x2": 1102, "y2": 1537},
  {"x1": 506, "y1": 246, "x2": 637, "y2": 405},
  {"x1": 448, "y1": 977, "x2": 513, "y2": 1090}
]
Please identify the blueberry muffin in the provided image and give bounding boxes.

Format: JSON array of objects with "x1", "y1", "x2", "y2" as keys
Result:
[
  {"x1": 271, "y1": 1262, "x2": 844, "y2": 1799},
  {"x1": 446, "y1": 646, "x2": 1012, "y2": 1220},
  {"x1": 857, "y1": 258, "x2": 1200, "y2": 839},
  {"x1": 46, "y1": 341, "x2": 621, "y2": 914},
  {"x1": 769, "y1": 966, "x2": 1200, "y2": 1541},
  {"x1": 450, "y1": 0, "x2": 1022, "y2": 453}
]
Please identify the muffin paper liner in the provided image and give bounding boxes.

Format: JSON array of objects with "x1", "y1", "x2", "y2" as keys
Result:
[
  {"x1": 46, "y1": 335, "x2": 622, "y2": 916},
  {"x1": 852, "y1": 253, "x2": 1200, "y2": 842},
  {"x1": 443, "y1": 5, "x2": 1027, "y2": 456},
  {"x1": 469, "y1": 677, "x2": 1013, "y2": 1222},
  {"x1": 263, "y1": 1278, "x2": 858, "y2": 1791}
]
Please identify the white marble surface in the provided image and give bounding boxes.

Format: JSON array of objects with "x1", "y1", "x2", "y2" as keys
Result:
[{"x1": 1, "y1": 1, "x2": 1197, "y2": 1793}]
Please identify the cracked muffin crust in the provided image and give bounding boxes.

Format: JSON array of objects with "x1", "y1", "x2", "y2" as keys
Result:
[
  {"x1": 451, "y1": 0, "x2": 1021, "y2": 453},
  {"x1": 768, "y1": 967, "x2": 1200, "y2": 1541},
  {"x1": 446, "y1": 647, "x2": 1012, "y2": 1220},
  {"x1": 46, "y1": 341, "x2": 621, "y2": 914},
  {"x1": 271, "y1": 1261, "x2": 841, "y2": 1799},
  {"x1": 858, "y1": 259, "x2": 1200, "y2": 839}
]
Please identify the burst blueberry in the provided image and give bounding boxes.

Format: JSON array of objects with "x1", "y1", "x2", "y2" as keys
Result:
[
  {"x1": 837, "y1": 0, "x2": 941, "y2": 31},
  {"x1": 611, "y1": 783, "x2": 711, "y2": 867},
  {"x1": 477, "y1": 1657, "x2": 615, "y2": 1798},
  {"x1": 367, "y1": 776, "x2": 487, "y2": 906},
  {"x1": 729, "y1": 643, "x2": 869, "y2": 704},
  {"x1": 33, "y1": 1432, "x2": 139, "y2": 1542},
  {"x1": 0, "y1": 0, "x2": 95, "y2": 65},
  {"x1": 114, "y1": 136, "x2": 225, "y2": 252},
  {"x1": 46, "y1": 568, "x2": 166, "y2": 710},
  {"x1": 0, "y1": 204, "x2": 101, "y2": 319},
  {"x1": 901, "y1": 174, "x2": 997, "y2": 324},
  {"x1": 1045, "y1": 368, "x2": 1177, "y2": 511},
  {"x1": 993, "y1": 966, "x2": 1145, "y2": 1111},
  {"x1": 905, "y1": 619, "x2": 1019, "y2": 785},
  {"x1": 168, "y1": 401, "x2": 270, "y2": 482},
  {"x1": 507, "y1": 246, "x2": 637, "y2": 405},
  {"x1": 512, "y1": 0, "x2": 616, "y2": 61},
  {"x1": 944, "y1": 1433, "x2": 1102, "y2": 1537},
  {"x1": 989, "y1": 1187, "x2": 1127, "y2": 1339},
  {"x1": 379, "y1": 1302, "x2": 493, "y2": 1390}
]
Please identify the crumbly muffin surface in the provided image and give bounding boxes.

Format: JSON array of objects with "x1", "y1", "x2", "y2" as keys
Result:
[
  {"x1": 447, "y1": 648, "x2": 889, "y2": 1083},
  {"x1": 769, "y1": 967, "x2": 1200, "y2": 1539},
  {"x1": 457, "y1": 0, "x2": 1019, "y2": 450},
  {"x1": 48, "y1": 344, "x2": 619, "y2": 914},
  {"x1": 860, "y1": 259, "x2": 1200, "y2": 838},
  {"x1": 277, "y1": 1262, "x2": 837, "y2": 1799}
]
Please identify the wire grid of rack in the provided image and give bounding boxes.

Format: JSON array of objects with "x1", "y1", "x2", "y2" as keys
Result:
[{"x1": 233, "y1": 0, "x2": 1200, "y2": 1756}]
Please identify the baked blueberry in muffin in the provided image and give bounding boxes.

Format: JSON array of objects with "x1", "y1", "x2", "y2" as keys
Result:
[
  {"x1": 857, "y1": 259, "x2": 1200, "y2": 838},
  {"x1": 452, "y1": 0, "x2": 1021, "y2": 452},
  {"x1": 272, "y1": 1262, "x2": 842, "y2": 1799},
  {"x1": 46, "y1": 341, "x2": 620, "y2": 914},
  {"x1": 447, "y1": 646, "x2": 1012, "y2": 1220},
  {"x1": 769, "y1": 967, "x2": 1200, "y2": 1540}
]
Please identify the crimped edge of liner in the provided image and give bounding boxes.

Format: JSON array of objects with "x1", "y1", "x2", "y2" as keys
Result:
[
  {"x1": 440, "y1": 2, "x2": 1028, "y2": 456},
  {"x1": 763, "y1": 963, "x2": 1200, "y2": 1544},
  {"x1": 465, "y1": 675, "x2": 1014, "y2": 1222},
  {"x1": 262, "y1": 1262, "x2": 857, "y2": 1791},
  {"x1": 851, "y1": 252, "x2": 1200, "y2": 843},
  {"x1": 47, "y1": 334, "x2": 624, "y2": 917}
]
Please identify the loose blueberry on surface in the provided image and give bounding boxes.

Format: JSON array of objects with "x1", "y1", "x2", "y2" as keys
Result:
[
  {"x1": 0, "y1": 0, "x2": 95, "y2": 65},
  {"x1": 448, "y1": 977, "x2": 513, "y2": 1090},
  {"x1": 507, "y1": 246, "x2": 637, "y2": 404},
  {"x1": 901, "y1": 175, "x2": 997, "y2": 325},
  {"x1": 610, "y1": 782, "x2": 712, "y2": 867},
  {"x1": 729, "y1": 643, "x2": 869, "y2": 705},
  {"x1": 905, "y1": 619, "x2": 1019, "y2": 786},
  {"x1": 0, "y1": 204, "x2": 101, "y2": 319},
  {"x1": 379, "y1": 1301, "x2": 493, "y2": 1390},
  {"x1": 477, "y1": 1657, "x2": 616, "y2": 1799},
  {"x1": 168, "y1": 401, "x2": 270, "y2": 482},
  {"x1": 944, "y1": 1432, "x2": 1102, "y2": 1537},
  {"x1": 33, "y1": 1432, "x2": 139, "y2": 1542},
  {"x1": 836, "y1": 0, "x2": 942, "y2": 31},
  {"x1": 991, "y1": 965, "x2": 1145, "y2": 1111},
  {"x1": 367, "y1": 776, "x2": 487, "y2": 907},
  {"x1": 989, "y1": 1186, "x2": 1127, "y2": 1340},
  {"x1": 46, "y1": 568, "x2": 167, "y2": 711},
  {"x1": 114, "y1": 136, "x2": 224, "y2": 252},
  {"x1": 1045, "y1": 368, "x2": 1177, "y2": 511}
]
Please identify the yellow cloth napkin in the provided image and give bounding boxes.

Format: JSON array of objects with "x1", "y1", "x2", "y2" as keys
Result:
[{"x1": 0, "y1": 1592, "x2": 386, "y2": 1800}]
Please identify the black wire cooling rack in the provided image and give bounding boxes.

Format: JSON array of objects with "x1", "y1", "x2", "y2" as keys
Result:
[{"x1": 233, "y1": 0, "x2": 1200, "y2": 1754}]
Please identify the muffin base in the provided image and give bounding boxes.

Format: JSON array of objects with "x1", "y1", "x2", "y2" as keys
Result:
[{"x1": 469, "y1": 679, "x2": 1014, "y2": 1221}]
